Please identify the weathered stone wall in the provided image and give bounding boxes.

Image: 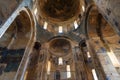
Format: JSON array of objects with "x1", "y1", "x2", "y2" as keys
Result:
[
  {"x1": 0, "y1": 0, "x2": 20, "y2": 26},
  {"x1": 89, "y1": 38, "x2": 120, "y2": 80},
  {"x1": 93, "y1": 0, "x2": 120, "y2": 35},
  {"x1": 0, "y1": 0, "x2": 34, "y2": 38}
]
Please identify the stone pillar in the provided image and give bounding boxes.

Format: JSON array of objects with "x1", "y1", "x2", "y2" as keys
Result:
[
  {"x1": 86, "y1": 39, "x2": 106, "y2": 80},
  {"x1": 73, "y1": 47, "x2": 91, "y2": 80},
  {"x1": 87, "y1": 39, "x2": 120, "y2": 80}
]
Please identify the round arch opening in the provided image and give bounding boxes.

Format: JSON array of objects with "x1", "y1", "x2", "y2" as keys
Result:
[
  {"x1": 0, "y1": 9, "x2": 35, "y2": 80},
  {"x1": 85, "y1": 5, "x2": 120, "y2": 79}
]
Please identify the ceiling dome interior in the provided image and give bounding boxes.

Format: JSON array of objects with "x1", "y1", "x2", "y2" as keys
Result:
[
  {"x1": 49, "y1": 38, "x2": 71, "y2": 57},
  {"x1": 40, "y1": 0, "x2": 80, "y2": 22}
]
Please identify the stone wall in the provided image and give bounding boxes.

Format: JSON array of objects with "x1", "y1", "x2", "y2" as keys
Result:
[
  {"x1": 0, "y1": 0, "x2": 19, "y2": 26},
  {"x1": 93, "y1": 0, "x2": 120, "y2": 35}
]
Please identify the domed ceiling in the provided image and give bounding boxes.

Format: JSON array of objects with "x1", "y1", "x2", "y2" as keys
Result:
[
  {"x1": 34, "y1": 0, "x2": 85, "y2": 34},
  {"x1": 49, "y1": 38, "x2": 71, "y2": 57},
  {"x1": 39, "y1": 0, "x2": 80, "y2": 22}
]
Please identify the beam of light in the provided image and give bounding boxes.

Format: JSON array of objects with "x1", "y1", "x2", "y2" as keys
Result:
[
  {"x1": 107, "y1": 49, "x2": 120, "y2": 67},
  {"x1": 34, "y1": 8, "x2": 37, "y2": 15},
  {"x1": 43, "y1": 22, "x2": 48, "y2": 30},
  {"x1": 66, "y1": 65, "x2": 71, "y2": 78},
  {"x1": 92, "y1": 69, "x2": 98, "y2": 80},
  {"x1": 59, "y1": 26, "x2": 63, "y2": 33},
  {"x1": 74, "y1": 21, "x2": 78, "y2": 29},
  {"x1": 82, "y1": 5, "x2": 85, "y2": 12},
  {"x1": 47, "y1": 61, "x2": 51, "y2": 75},
  {"x1": 87, "y1": 51, "x2": 91, "y2": 58},
  {"x1": 58, "y1": 57, "x2": 63, "y2": 65}
]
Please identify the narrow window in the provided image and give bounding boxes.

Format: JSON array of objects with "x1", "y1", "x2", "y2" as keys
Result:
[
  {"x1": 43, "y1": 22, "x2": 48, "y2": 30},
  {"x1": 82, "y1": 5, "x2": 85, "y2": 12},
  {"x1": 47, "y1": 61, "x2": 51, "y2": 75},
  {"x1": 59, "y1": 26, "x2": 63, "y2": 33},
  {"x1": 58, "y1": 57, "x2": 63, "y2": 65},
  {"x1": 66, "y1": 65, "x2": 71, "y2": 78},
  {"x1": 74, "y1": 21, "x2": 78, "y2": 29},
  {"x1": 87, "y1": 51, "x2": 91, "y2": 58},
  {"x1": 92, "y1": 69, "x2": 98, "y2": 80}
]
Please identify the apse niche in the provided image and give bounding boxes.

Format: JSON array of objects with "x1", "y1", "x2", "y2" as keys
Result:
[
  {"x1": 0, "y1": 10, "x2": 34, "y2": 80},
  {"x1": 49, "y1": 38, "x2": 71, "y2": 57},
  {"x1": 25, "y1": 37, "x2": 76, "y2": 80},
  {"x1": 46, "y1": 38, "x2": 76, "y2": 80}
]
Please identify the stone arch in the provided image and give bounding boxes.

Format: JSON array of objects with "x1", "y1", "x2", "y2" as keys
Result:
[
  {"x1": 84, "y1": 4, "x2": 120, "y2": 80},
  {"x1": 0, "y1": 7, "x2": 36, "y2": 80}
]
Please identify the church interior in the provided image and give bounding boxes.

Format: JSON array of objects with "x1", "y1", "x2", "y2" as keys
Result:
[{"x1": 0, "y1": 0, "x2": 120, "y2": 80}]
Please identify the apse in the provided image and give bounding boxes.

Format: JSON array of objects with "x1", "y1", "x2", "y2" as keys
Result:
[{"x1": 49, "y1": 38, "x2": 71, "y2": 57}]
